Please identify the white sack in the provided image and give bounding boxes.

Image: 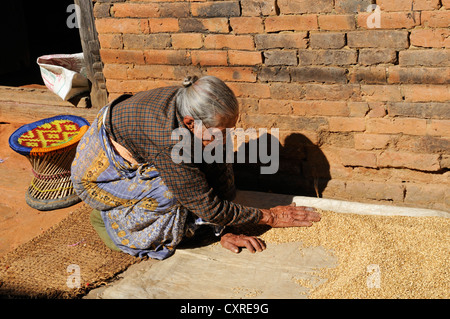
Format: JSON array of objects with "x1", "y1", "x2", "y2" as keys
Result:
[{"x1": 37, "y1": 53, "x2": 89, "y2": 101}]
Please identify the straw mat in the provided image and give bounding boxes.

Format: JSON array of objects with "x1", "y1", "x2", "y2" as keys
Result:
[{"x1": 0, "y1": 204, "x2": 141, "y2": 298}]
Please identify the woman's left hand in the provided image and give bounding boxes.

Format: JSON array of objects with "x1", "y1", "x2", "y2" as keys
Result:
[{"x1": 220, "y1": 233, "x2": 266, "y2": 254}]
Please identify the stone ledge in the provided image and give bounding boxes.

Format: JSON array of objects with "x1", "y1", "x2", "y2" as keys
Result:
[{"x1": 0, "y1": 86, "x2": 99, "y2": 123}]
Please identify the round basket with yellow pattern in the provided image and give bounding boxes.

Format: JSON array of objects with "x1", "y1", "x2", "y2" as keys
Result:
[{"x1": 9, "y1": 115, "x2": 90, "y2": 210}]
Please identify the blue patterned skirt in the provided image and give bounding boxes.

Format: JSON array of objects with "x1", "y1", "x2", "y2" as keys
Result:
[{"x1": 71, "y1": 107, "x2": 196, "y2": 259}]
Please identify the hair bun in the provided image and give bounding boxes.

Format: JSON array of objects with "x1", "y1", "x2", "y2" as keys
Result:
[{"x1": 182, "y1": 76, "x2": 198, "y2": 88}]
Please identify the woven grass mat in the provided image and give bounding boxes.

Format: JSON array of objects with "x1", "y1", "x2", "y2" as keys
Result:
[{"x1": 0, "y1": 204, "x2": 141, "y2": 299}]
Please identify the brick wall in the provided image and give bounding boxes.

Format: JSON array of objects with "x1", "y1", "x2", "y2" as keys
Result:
[{"x1": 93, "y1": 0, "x2": 450, "y2": 212}]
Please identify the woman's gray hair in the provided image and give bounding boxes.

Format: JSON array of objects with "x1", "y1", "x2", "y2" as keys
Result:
[{"x1": 175, "y1": 75, "x2": 239, "y2": 127}]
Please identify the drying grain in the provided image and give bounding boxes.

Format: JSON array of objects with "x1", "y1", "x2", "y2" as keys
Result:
[
  {"x1": 232, "y1": 286, "x2": 263, "y2": 298},
  {"x1": 258, "y1": 210, "x2": 450, "y2": 299}
]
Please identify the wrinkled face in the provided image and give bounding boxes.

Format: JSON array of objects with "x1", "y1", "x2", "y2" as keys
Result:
[{"x1": 183, "y1": 115, "x2": 238, "y2": 147}]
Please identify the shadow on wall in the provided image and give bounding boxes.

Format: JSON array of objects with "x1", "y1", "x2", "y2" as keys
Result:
[
  {"x1": 181, "y1": 132, "x2": 331, "y2": 248},
  {"x1": 233, "y1": 133, "x2": 331, "y2": 198}
]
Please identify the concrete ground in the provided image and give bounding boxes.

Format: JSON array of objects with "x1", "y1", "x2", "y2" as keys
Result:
[{"x1": 84, "y1": 241, "x2": 336, "y2": 299}]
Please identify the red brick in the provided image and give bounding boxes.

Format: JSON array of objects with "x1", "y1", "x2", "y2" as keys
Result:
[
  {"x1": 240, "y1": 0, "x2": 277, "y2": 16},
  {"x1": 354, "y1": 133, "x2": 391, "y2": 150},
  {"x1": 179, "y1": 18, "x2": 230, "y2": 33},
  {"x1": 413, "y1": 0, "x2": 441, "y2": 10},
  {"x1": 360, "y1": 85, "x2": 403, "y2": 102},
  {"x1": 367, "y1": 102, "x2": 387, "y2": 118},
  {"x1": 358, "y1": 49, "x2": 397, "y2": 65},
  {"x1": 299, "y1": 49, "x2": 357, "y2": 66},
  {"x1": 265, "y1": 15, "x2": 318, "y2": 32},
  {"x1": 158, "y1": 2, "x2": 190, "y2": 18},
  {"x1": 264, "y1": 50, "x2": 297, "y2": 66},
  {"x1": 388, "y1": 66, "x2": 450, "y2": 84},
  {"x1": 204, "y1": 34, "x2": 255, "y2": 50},
  {"x1": 292, "y1": 101, "x2": 350, "y2": 116},
  {"x1": 404, "y1": 184, "x2": 445, "y2": 206},
  {"x1": 202, "y1": 18, "x2": 231, "y2": 33},
  {"x1": 378, "y1": 151, "x2": 440, "y2": 171},
  {"x1": 376, "y1": 0, "x2": 413, "y2": 11},
  {"x1": 304, "y1": 84, "x2": 359, "y2": 101},
  {"x1": 191, "y1": 51, "x2": 228, "y2": 66},
  {"x1": 329, "y1": 117, "x2": 365, "y2": 131},
  {"x1": 123, "y1": 34, "x2": 171, "y2": 50},
  {"x1": 144, "y1": 50, "x2": 191, "y2": 65},
  {"x1": 321, "y1": 179, "x2": 348, "y2": 198},
  {"x1": 442, "y1": 155, "x2": 450, "y2": 169},
  {"x1": 258, "y1": 99, "x2": 294, "y2": 114},
  {"x1": 345, "y1": 181, "x2": 405, "y2": 202},
  {"x1": 377, "y1": 0, "x2": 441, "y2": 11},
  {"x1": 229, "y1": 17, "x2": 264, "y2": 34},
  {"x1": 96, "y1": 18, "x2": 144, "y2": 34},
  {"x1": 366, "y1": 118, "x2": 427, "y2": 135},
  {"x1": 403, "y1": 85, "x2": 450, "y2": 102},
  {"x1": 238, "y1": 98, "x2": 259, "y2": 114},
  {"x1": 102, "y1": 63, "x2": 129, "y2": 80},
  {"x1": 171, "y1": 66, "x2": 204, "y2": 81},
  {"x1": 349, "y1": 66, "x2": 387, "y2": 84},
  {"x1": 127, "y1": 65, "x2": 177, "y2": 80},
  {"x1": 100, "y1": 49, "x2": 145, "y2": 64},
  {"x1": 318, "y1": 14, "x2": 356, "y2": 30},
  {"x1": 105, "y1": 79, "x2": 126, "y2": 93},
  {"x1": 105, "y1": 79, "x2": 137, "y2": 94},
  {"x1": 395, "y1": 135, "x2": 450, "y2": 155},
  {"x1": 228, "y1": 51, "x2": 262, "y2": 66},
  {"x1": 410, "y1": 29, "x2": 450, "y2": 48},
  {"x1": 237, "y1": 114, "x2": 276, "y2": 129},
  {"x1": 291, "y1": 67, "x2": 348, "y2": 83},
  {"x1": 278, "y1": 0, "x2": 333, "y2": 13},
  {"x1": 269, "y1": 83, "x2": 305, "y2": 101},
  {"x1": 128, "y1": 1, "x2": 180, "y2": 2},
  {"x1": 347, "y1": 30, "x2": 409, "y2": 48},
  {"x1": 421, "y1": 11, "x2": 450, "y2": 28},
  {"x1": 98, "y1": 34, "x2": 123, "y2": 49},
  {"x1": 388, "y1": 102, "x2": 450, "y2": 119},
  {"x1": 310, "y1": 32, "x2": 346, "y2": 49},
  {"x1": 112, "y1": 3, "x2": 160, "y2": 18},
  {"x1": 108, "y1": 93, "x2": 122, "y2": 102},
  {"x1": 335, "y1": 0, "x2": 374, "y2": 13},
  {"x1": 348, "y1": 102, "x2": 370, "y2": 117},
  {"x1": 148, "y1": 18, "x2": 179, "y2": 33},
  {"x1": 357, "y1": 11, "x2": 421, "y2": 29},
  {"x1": 399, "y1": 50, "x2": 450, "y2": 66},
  {"x1": 93, "y1": 2, "x2": 111, "y2": 19},
  {"x1": 338, "y1": 148, "x2": 378, "y2": 168},
  {"x1": 206, "y1": 67, "x2": 257, "y2": 82},
  {"x1": 191, "y1": 1, "x2": 240, "y2": 17},
  {"x1": 140, "y1": 19, "x2": 151, "y2": 34},
  {"x1": 255, "y1": 33, "x2": 308, "y2": 49},
  {"x1": 106, "y1": 79, "x2": 178, "y2": 94},
  {"x1": 227, "y1": 83, "x2": 271, "y2": 98},
  {"x1": 268, "y1": 115, "x2": 328, "y2": 131},
  {"x1": 171, "y1": 33, "x2": 203, "y2": 49},
  {"x1": 258, "y1": 67, "x2": 290, "y2": 82},
  {"x1": 390, "y1": 166, "x2": 448, "y2": 186},
  {"x1": 278, "y1": 130, "x2": 319, "y2": 146},
  {"x1": 428, "y1": 120, "x2": 450, "y2": 136}
]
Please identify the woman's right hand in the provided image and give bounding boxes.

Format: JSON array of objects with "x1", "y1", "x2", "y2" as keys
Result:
[{"x1": 258, "y1": 203, "x2": 321, "y2": 228}]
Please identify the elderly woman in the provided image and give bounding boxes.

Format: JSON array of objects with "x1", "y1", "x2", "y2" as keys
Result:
[{"x1": 71, "y1": 76, "x2": 320, "y2": 260}]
